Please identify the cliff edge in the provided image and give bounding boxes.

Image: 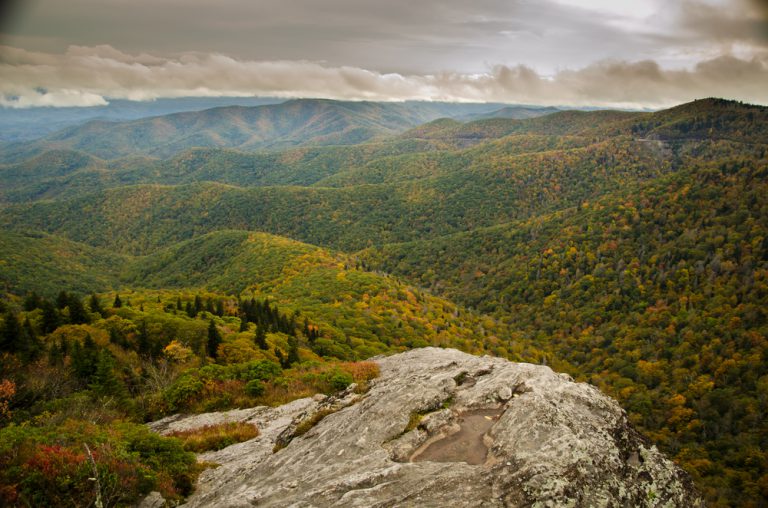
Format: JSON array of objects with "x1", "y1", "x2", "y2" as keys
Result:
[{"x1": 149, "y1": 348, "x2": 703, "y2": 507}]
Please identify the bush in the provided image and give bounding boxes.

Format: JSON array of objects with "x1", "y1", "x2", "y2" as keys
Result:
[
  {"x1": 168, "y1": 422, "x2": 259, "y2": 453},
  {"x1": 0, "y1": 419, "x2": 200, "y2": 507},
  {"x1": 245, "y1": 379, "x2": 265, "y2": 397},
  {"x1": 328, "y1": 371, "x2": 354, "y2": 392}
]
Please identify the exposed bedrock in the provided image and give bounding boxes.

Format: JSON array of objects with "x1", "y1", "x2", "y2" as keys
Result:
[{"x1": 148, "y1": 348, "x2": 703, "y2": 507}]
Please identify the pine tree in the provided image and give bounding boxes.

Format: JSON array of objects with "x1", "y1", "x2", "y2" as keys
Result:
[
  {"x1": 0, "y1": 311, "x2": 20, "y2": 354},
  {"x1": 56, "y1": 290, "x2": 69, "y2": 309},
  {"x1": 21, "y1": 318, "x2": 42, "y2": 361},
  {"x1": 207, "y1": 319, "x2": 222, "y2": 359},
  {"x1": 287, "y1": 336, "x2": 300, "y2": 366},
  {"x1": 68, "y1": 295, "x2": 89, "y2": 324},
  {"x1": 89, "y1": 293, "x2": 104, "y2": 317},
  {"x1": 90, "y1": 350, "x2": 127, "y2": 400},
  {"x1": 113, "y1": 294, "x2": 122, "y2": 308},
  {"x1": 23, "y1": 292, "x2": 42, "y2": 312},
  {"x1": 41, "y1": 300, "x2": 59, "y2": 334},
  {"x1": 137, "y1": 321, "x2": 150, "y2": 356},
  {"x1": 71, "y1": 335, "x2": 98, "y2": 382},
  {"x1": 255, "y1": 326, "x2": 268, "y2": 350},
  {"x1": 274, "y1": 347, "x2": 287, "y2": 369},
  {"x1": 176, "y1": 297, "x2": 183, "y2": 311},
  {"x1": 239, "y1": 314, "x2": 248, "y2": 332}
]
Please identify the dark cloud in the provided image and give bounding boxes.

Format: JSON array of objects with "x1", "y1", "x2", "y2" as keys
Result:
[
  {"x1": 1, "y1": 0, "x2": 766, "y2": 106},
  {"x1": 0, "y1": 0, "x2": 689, "y2": 74}
]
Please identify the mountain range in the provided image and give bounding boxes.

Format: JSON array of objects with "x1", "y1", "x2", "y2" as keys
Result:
[{"x1": 0, "y1": 97, "x2": 766, "y2": 506}]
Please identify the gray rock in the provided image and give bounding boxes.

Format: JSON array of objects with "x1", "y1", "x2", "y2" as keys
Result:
[
  {"x1": 167, "y1": 348, "x2": 702, "y2": 507},
  {"x1": 134, "y1": 491, "x2": 165, "y2": 508}
]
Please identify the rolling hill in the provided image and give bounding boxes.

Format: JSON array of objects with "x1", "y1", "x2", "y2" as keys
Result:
[{"x1": 1, "y1": 97, "x2": 767, "y2": 506}]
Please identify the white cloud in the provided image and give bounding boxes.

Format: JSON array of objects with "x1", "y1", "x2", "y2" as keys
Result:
[{"x1": 1, "y1": 45, "x2": 767, "y2": 108}]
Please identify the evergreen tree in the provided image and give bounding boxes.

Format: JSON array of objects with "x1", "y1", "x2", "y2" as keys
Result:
[
  {"x1": 215, "y1": 299, "x2": 224, "y2": 317},
  {"x1": 89, "y1": 293, "x2": 104, "y2": 317},
  {"x1": 206, "y1": 320, "x2": 222, "y2": 359},
  {"x1": 194, "y1": 295, "x2": 202, "y2": 315},
  {"x1": 68, "y1": 294, "x2": 89, "y2": 324},
  {"x1": 239, "y1": 314, "x2": 248, "y2": 332},
  {"x1": 0, "y1": 311, "x2": 20, "y2": 354},
  {"x1": 176, "y1": 297, "x2": 183, "y2": 311},
  {"x1": 21, "y1": 318, "x2": 42, "y2": 361},
  {"x1": 137, "y1": 321, "x2": 150, "y2": 356},
  {"x1": 113, "y1": 294, "x2": 122, "y2": 308},
  {"x1": 90, "y1": 350, "x2": 127, "y2": 400},
  {"x1": 23, "y1": 292, "x2": 42, "y2": 312},
  {"x1": 41, "y1": 300, "x2": 59, "y2": 334},
  {"x1": 255, "y1": 326, "x2": 268, "y2": 350},
  {"x1": 185, "y1": 302, "x2": 196, "y2": 318},
  {"x1": 71, "y1": 335, "x2": 98, "y2": 382},
  {"x1": 56, "y1": 290, "x2": 69, "y2": 309},
  {"x1": 287, "y1": 336, "x2": 300, "y2": 366},
  {"x1": 274, "y1": 347, "x2": 287, "y2": 369}
]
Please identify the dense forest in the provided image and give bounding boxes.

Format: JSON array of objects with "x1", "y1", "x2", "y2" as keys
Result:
[{"x1": 1, "y1": 97, "x2": 766, "y2": 506}]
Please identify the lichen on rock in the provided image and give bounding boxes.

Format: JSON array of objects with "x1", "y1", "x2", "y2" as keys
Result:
[{"x1": 156, "y1": 348, "x2": 702, "y2": 507}]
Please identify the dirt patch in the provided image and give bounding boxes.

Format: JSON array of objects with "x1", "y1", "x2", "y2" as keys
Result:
[{"x1": 411, "y1": 408, "x2": 503, "y2": 465}]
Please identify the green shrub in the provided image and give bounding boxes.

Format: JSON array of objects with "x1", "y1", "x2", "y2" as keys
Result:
[
  {"x1": 245, "y1": 379, "x2": 265, "y2": 397},
  {"x1": 328, "y1": 370, "x2": 353, "y2": 392},
  {"x1": 163, "y1": 374, "x2": 205, "y2": 412}
]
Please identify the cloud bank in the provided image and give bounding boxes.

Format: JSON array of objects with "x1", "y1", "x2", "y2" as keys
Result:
[{"x1": 1, "y1": 45, "x2": 767, "y2": 109}]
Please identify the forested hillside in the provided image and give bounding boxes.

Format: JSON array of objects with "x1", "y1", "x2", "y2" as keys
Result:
[{"x1": 0, "y1": 98, "x2": 766, "y2": 506}]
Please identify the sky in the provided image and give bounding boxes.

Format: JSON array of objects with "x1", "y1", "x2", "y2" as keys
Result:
[{"x1": 0, "y1": 0, "x2": 767, "y2": 108}]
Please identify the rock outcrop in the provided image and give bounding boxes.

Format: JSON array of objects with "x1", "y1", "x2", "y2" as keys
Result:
[{"x1": 150, "y1": 348, "x2": 703, "y2": 507}]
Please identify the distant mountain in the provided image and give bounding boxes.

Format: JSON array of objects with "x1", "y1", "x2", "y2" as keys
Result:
[
  {"x1": 0, "y1": 97, "x2": 287, "y2": 142},
  {"x1": 0, "y1": 99, "x2": 522, "y2": 162},
  {"x1": 458, "y1": 105, "x2": 560, "y2": 121}
]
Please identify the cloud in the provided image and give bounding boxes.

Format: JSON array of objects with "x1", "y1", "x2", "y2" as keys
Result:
[{"x1": 1, "y1": 45, "x2": 767, "y2": 108}]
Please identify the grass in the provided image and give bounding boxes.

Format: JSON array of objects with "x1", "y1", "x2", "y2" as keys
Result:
[
  {"x1": 293, "y1": 407, "x2": 339, "y2": 438},
  {"x1": 168, "y1": 422, "x2": 259, "y2": 452}
]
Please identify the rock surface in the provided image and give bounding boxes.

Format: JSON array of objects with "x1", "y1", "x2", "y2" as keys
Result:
[{"x1": 154, "y1": 348, "x2": 703, "y2": 507}]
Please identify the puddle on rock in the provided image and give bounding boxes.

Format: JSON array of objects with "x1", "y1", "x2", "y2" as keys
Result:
[{"x1": 411, "y1": 408, "x2": 503, "y2": 465}]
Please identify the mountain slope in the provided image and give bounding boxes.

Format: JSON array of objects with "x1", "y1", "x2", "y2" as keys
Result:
[
  {"x1": 0, "y1": 99, "x2": 525, "y2": 162},
  {"x1": 0, "y1": 228, "x2": 523, "y2": 361},
  {"x1": 0, "y1": 135, "x2": 672, "y2": 254},
  {"x1": 360, "y1": 144, "x2": 768, "y2": 504}
]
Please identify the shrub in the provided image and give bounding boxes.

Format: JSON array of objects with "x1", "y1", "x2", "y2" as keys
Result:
[
  {"x1": 328, "y1": 370, "x2": 354, "y2": 391},
  {"x1": 168, "y1": 422, "x2": 259, "y2": 453},
  {"x1": 0, "y1": 420, "x2": 200, "y2": 507},
  {"x1": 245, "y1": 379, "x2": 265, "y2": 397}
]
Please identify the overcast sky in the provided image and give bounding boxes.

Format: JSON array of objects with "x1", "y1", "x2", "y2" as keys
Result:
[{"x1": 1, "y1": 0, "x2": 767, "y2": 108}]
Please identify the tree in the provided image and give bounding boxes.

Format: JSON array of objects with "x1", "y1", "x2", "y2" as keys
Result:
[
  {"x1": 41, "y1": 300, "x2": 59, "y2": 334},
  {"x1": 21, "y1": 318, "x2": 42, "y2": 361},
  {"x1": 68, "y1": 294, "x2": 89, "y2": 325},
  {"x1": 113, "y1": 294, "x2": 122, "y2": 308},
  {"x1": 206, "y1": 320, "x2": 222, "y2": 359},
  {"x1": 91, "y1": 350, "x2": 127, "y2": 400},
  {"x1": 137, "y1": 321, "x2": 150, "y2": 356},
  {"x1": 0, "y1": 311, "x2": 20, "y2": 354},
  {"x1": 89, "y1": 293, "x2": 104, "y2": 317},
  {"x1": 287, "y1": 336, "x2": 300, "y2": 366},
  {"x1": 255, "y1": 326, "x2": 268, "y2": 350}
]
